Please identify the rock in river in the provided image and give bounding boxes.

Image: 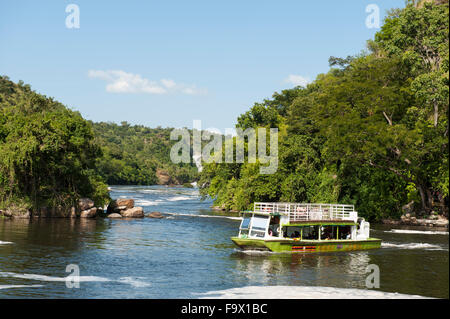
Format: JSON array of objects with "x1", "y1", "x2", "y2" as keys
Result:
[
  {"x1": 107, "y1": 198, "x2": 135, "y2": 214},
  {"x1": 78, "y1": 198, "x2": 95, "y2": 211},
  {"x1": 116, "y1": 198, "x2": 135, "y2": 209},
  {"x1": 121, "y1": 207, "x2": 144, "y2": 218},
  {"x1": 80, "y1": 207, "x2": 97, "y2": 218},
  {"x1": 147, "y1": 212, "x2": 164, "y2": 219},
  {"x1": 107, "y1": 213, "x2": 122, "y2": 218}
]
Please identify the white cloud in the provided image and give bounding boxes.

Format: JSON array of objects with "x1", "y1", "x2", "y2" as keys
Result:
[
  {"x1": 284, "y1": 74, "x2": 310, "y2": 87},
  {"x1": 88, "y1": 70, "x2": 206, "y2": 95},
  {"x1": 181, "y1": 86, "x2": 208, "y2": 96},
  {"x1": 161, "y1": 79, "x2": 176, "y2": 89}
]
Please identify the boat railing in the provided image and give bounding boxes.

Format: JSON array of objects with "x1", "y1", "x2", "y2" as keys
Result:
[{"x1": 253, "y1": 202, "x2": 357, "y2": 222}]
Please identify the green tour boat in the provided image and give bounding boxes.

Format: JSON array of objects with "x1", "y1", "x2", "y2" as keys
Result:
[{"x1": 231, "y1": 202, "x2": 381, "y2": 253}]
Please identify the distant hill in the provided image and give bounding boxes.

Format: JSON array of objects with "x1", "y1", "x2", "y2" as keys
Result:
[{"x1": 91, "y1": 121, "x2": 199, "y2": 186}]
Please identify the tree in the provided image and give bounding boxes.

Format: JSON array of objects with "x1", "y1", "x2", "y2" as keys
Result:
[
  {"x1": 199, "y1": 0, "x2": 449, "y2": 219},
  {"x1": 0, "y1": 76, "x2": 110, "y2": 210}
]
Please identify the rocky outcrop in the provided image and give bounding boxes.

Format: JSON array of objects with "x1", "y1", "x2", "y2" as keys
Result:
[
  {"x1": 80, "y1": 207, "x2": 97, "y2": 218},
  {"x1": 116, "y1": 199, "x2": 134, "y2": 209},
  {"x1": 0, "y1": 208, "x2": 30, "y2": 219},
  {"x1": 146, "y1": 212, "x2": 164, "y2": 219},
  {"x1": 0, "y1": 204, "x2": 31, "y2": 219},
  {"x1": 121, "y1": 207, "x2": 144, "y2": 218},
  {"x1": 211, "y1": 205, "x2": 239, "y2": 213},
  {"x1": 2, "y1": 197, "x2": 145, "y2": 220},
  {"x1": 106, "y1": 198, "x2": 144, "y2": 218},
  {"x1": 156, "y1": 169, "x2": 171, "y2": 185},
  {"x1": 78, "y1": 198, "x2": 95, "y2": 211},
  {"x1": 107, "y1": 213, "x2": 122, "y2": 218},
  {"x1": 211, "y1": 205, "x2": 226, "y2": 212},
  {"x1": 383, "y1": 214, "x2": 449, "y2": 228},
  {"x1": 106, "y1": 199, "x2": 135, "y2": 214}
]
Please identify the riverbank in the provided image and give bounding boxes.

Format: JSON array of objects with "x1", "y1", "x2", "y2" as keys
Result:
[
  {"x1": 211, "y1": 205, "x2": 240, "y2": 213},
  {"x1": 0, "y1": 198, "x2": 150, "y2": 220},
  {"x1": 382, "y1": 214, "x2": 449, "y2": 229}
]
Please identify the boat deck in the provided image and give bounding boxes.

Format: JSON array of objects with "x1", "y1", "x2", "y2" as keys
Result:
[
  {"x1": 287, "y1": 219, "x2": 355, "y2": 224},
  {"x1": 253, "y1": 202, "x2": 358, "y2": 223}
]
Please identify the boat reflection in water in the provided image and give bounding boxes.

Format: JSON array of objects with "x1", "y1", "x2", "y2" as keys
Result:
[{"x1": 230, "y1": 247, "x2": 374, "y2": 290}]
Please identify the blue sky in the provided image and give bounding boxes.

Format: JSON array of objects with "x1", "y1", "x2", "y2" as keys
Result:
[{"x1": 0, "y1": 0, "x2": 405, "y2": 130}]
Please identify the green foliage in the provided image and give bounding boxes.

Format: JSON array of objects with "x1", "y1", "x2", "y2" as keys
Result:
[
  {"x1": 199, "y1": 1, "x2": 449, "y2": 221},
  {"x1": 0, "y1": 76, "x2": 110, "y2": 210},
  {"x1": 0, "y1": 77, "x2": 199, "y2": 213},
  {"x1": 92, "y1": 122, "x2": 198, "y2": 185}
]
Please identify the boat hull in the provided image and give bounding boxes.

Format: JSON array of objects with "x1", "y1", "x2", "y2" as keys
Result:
[{"x1": 231, "y1": 237, "x2": 382, "y2": 253}]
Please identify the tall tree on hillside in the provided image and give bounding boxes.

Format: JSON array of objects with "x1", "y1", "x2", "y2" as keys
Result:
[{"x1": 370, "y1": 0, "x2": 449, "y2": 212}]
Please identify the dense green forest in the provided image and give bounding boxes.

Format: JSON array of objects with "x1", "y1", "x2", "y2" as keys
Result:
[
  {"x1": 198, "y1": 0, "x2": 449, "y2": 221},
  {"x1": 0, "y1": 78, "x2": 198, "y2": 213},
  {"x1": 91, "y1": 121, "x2": 198, "y2": 186},
  {"x1": 0, "y1": 76, "x2": 110, "y2": 211}
]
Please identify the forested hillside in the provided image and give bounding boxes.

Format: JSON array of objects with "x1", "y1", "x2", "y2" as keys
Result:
[
  {"x1": 91, "y1": 122, "x2": 198, "y2": 186},
  {"x1": 0, "y1": 76, "x2": 110, "y2": 212},
  {"x1": 0, "y1": 79, "x2": 199, "y2": 214},
  {"x1": 198, "y1": 0, "x2": 449, "y2": 221}
]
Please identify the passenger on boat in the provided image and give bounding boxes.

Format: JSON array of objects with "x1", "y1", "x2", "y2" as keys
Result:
[
  {"x1": 338, "y1": 226, "x2": 352, "y2": 240},
  {"x1": 268, "y1": 227, "x2": 278, "y2": 237},
  {"x1": 291, "y1": 231, "x2": 300, "y2": 239},
  {"x1": 263, "y1": 207, "x2": 272, "y2": 213}
]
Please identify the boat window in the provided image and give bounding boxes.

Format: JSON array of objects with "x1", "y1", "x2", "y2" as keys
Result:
[
  {"x1": 240, "y1": 216, "x2": 251, "y2": 230},
  {"x1": 302, "y1": 226, "x2": 319, "y2": 240},
  {"x1": 337, "y1": 226, "x2": 352, "y2": 239},
  {"x1": 321, "y1": 226, "x2": 335, "y2": 240},
  {"x1": 250, "y1": 215, "x2": 269, "y2": 238},
  {"x1": 251, "y1": 215, "x2": 269, "y2": 231},
  {"x1": 239, "y1": 229, "x2": 249, "y2": 238},
  {"x1": 285, "y1": 226, "x2": 301, "y2": 238},
  {"x1": 250, "y1": 230, "x2": 265, "y2": 238}
]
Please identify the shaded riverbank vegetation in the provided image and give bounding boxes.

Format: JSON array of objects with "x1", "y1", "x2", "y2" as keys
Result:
[
  {"x1": 0, "y1": 77, "x2": 198, "y2": 215},
  {"x1": 198, "y1": 0, "x2": 449, "y2": 222},
  {"x1": 0, "y1": 76, "x2": 110, "y2": 213}
]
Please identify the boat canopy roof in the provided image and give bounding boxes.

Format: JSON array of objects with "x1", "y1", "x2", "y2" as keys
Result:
[{"x1": 250, "y1": 202, "x2": 358, "y2": 223}]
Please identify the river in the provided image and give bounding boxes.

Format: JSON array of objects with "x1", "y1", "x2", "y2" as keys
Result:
[{"x1": 0, "y1": 186, "x2": 448, "y2": 299}]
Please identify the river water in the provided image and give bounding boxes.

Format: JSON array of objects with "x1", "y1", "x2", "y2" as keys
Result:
[{"x1": 0, "y1": 186, "x2": 448, "y2": 299}]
